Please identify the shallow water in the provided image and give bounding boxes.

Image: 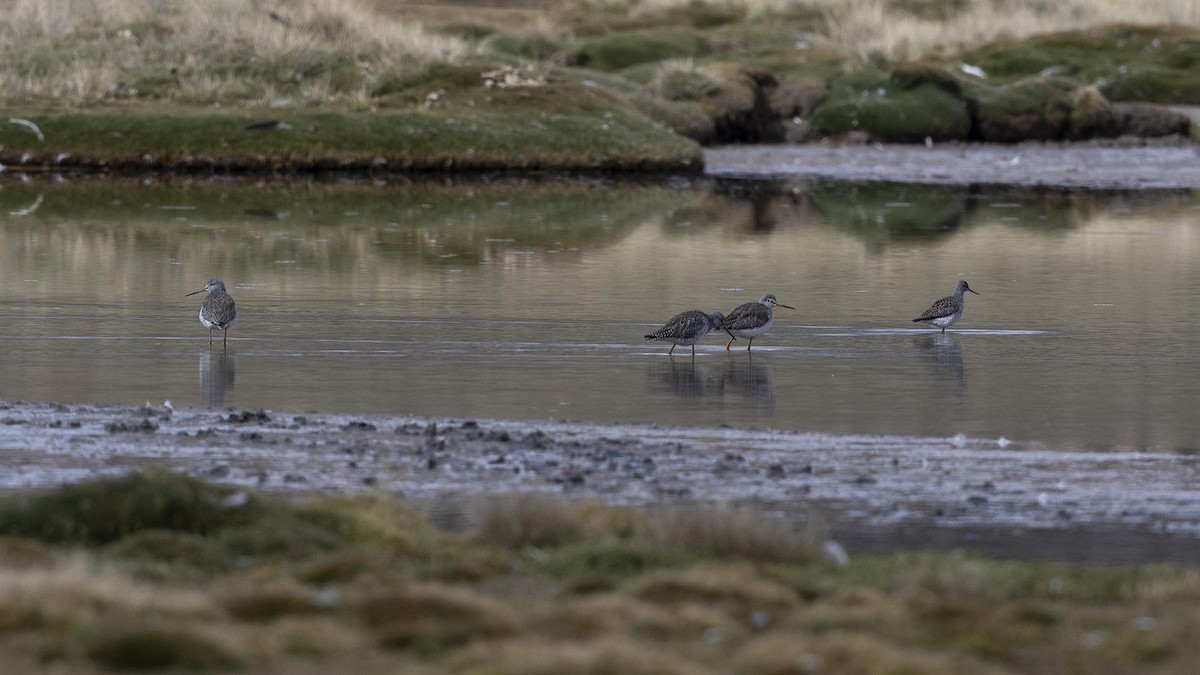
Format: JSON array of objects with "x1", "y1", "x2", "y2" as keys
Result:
[{"x1": 1, "y1": 176, "x2": 1198, "y2": 453}]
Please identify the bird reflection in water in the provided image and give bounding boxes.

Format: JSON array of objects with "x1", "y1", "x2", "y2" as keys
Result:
[
  {"x1": 720, "y1": 354, "x2": 774, "y2": 411},
  {"x1": 914, "y1": 332, "x2": 964, "y2": 388},
  {"x1": 646, "y1": 354, "x2": 775, "y2": 409},
  {"x1": 646, "y1": 358, "x2": 715, "y2": 398},
  {"x1": 200, "y1": 349, "x2": 236, "y2": 407}
]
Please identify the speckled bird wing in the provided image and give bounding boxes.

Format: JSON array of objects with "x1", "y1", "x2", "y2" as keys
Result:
[
  {"x1": 203, "y1": 293, "x2": 238, "y2": 329},
  {"x1": 724, "y1": 302, "x2": 769, "y2": 331},
  {"x1": 914, "y1": 295, "x2": 959, "y2": 321},
  {"x1": 646, "y1": 309, "x2": 708, "y2": 341}
]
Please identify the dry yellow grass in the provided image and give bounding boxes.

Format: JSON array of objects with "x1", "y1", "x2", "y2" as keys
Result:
[
  {"x1": 578, "y1": 0, "x2": 1200, "y2": 60},
  {"x1": 0, "y1": 556, "x2": 217, "y2": 629},
  {"x1": 0, "y1": 0, "x2": 470, "y2": 104},
  {"x1": 821, "y1": 0, "x2": 1200, "y2": 61}
]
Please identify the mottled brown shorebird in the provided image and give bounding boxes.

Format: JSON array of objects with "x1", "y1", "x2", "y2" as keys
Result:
[
  {"x1": 912, "y1": 280, "x2": 979, "y2": 333},
  {"x1": 644, "y1": 310, "x2": 732, "y2": 357},
  {"x1": 723, "y1": 294, "x2": 795, "y2": 351},
  {"x1": 186, "y1": 278, "x2": 238, "y2": 347}
]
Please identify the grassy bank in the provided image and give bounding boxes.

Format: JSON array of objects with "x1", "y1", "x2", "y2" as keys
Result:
[
  {"x1": 0, "y1": 0, "x2": 1197, "y2": 171},
  {"x1": 1, "y1": 473, "x2": 1199, "y2": 673}
]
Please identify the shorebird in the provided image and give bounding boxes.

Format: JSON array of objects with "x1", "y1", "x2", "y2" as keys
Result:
[
  {"x1": 912, "y1": 280, "x2": 979, "y2": 333},
  {"x1": 644, "y1": 310, "x2": 732, "y2": 357},
  {"x1": 186, "y1": 278, "x2": 238, "y2": 347},
  {"x1": 723, "y1": 294, "x2": 795, "y2": 351}
]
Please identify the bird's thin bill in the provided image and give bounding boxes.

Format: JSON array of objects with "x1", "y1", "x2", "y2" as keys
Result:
[
  {"x1": 185, "y1": 289, "x2": 205, "y2": 296},
  {"x1": 968, "y1": 289, "x2": 981, "y2": 295},
  {"x1": 777, "y1": 303, "x2": 797, "y2": 309}
]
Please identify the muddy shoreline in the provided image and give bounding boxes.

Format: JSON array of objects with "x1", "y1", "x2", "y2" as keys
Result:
[
  {"x1": 705, "y1": 140, "x2": 1200, "y2": 189},
  {"x1": 4, "y1": 399, "x2": 1200, "y2": 564}
]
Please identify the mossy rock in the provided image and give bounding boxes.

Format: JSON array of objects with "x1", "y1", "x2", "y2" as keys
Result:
[
  {"x1": 809, "y1": 71, "x2": 970, "y2": 142},
  {"x1": 573, "y1": 29, "x2": 710, "y2": 71},
  {"x1": 0, "y1": 473, "x2": 258, "y2": 545},
  {"x1": 963, "y1": 76, "x2": 1077, "y2": 142}
]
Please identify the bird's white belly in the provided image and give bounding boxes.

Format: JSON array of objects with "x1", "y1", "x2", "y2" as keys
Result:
[
  {"x1": 730, "y1": 315, "x2": 772, "y2": 339},
  {"x1": 928, "y1": 311, "x2": 962, "y2": 328}
]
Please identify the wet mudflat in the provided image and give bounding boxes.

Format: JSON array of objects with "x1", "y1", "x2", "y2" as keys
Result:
[{"x1": 4, "y1": 399, "x2": 1200, "y2": 564}]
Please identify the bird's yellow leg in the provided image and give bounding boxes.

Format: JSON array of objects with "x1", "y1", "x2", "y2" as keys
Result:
[{"x1": 725, "y1": 337, "x2": 734, "y2": 351}]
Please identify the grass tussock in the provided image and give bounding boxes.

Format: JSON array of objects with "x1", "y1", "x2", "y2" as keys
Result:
[
  {"x1": 639, "y1": 504, "x2": 826, "y2": 563},
  {"x1": 0, "y1": 0, "x2": 470, "y2": 105},
  {"x1": 452, "y1": 637, "x2": 717, "y2": 675},
  {"x1": 3, "y1": 473, "x2": 1200, "y2": 672}
]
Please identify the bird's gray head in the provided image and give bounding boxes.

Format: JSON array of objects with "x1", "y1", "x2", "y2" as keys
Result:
[
  {"x1": 186, "y1": 277, "x2": 227, "y2": 298},
  {"x1": 956, "y1": 280, "x2": 980, "y2": 296},
  {"x1": 758, "y1": 294, "x2": 796, "y2": 310},
  {"x1": 710, "y1": 311, "x2": 736, "y2": 340}
]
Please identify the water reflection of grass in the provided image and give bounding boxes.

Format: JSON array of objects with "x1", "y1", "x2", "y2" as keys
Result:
[
  {"x1": 0, "y1": 178, "x2": 703, "y2": 271},
  {"x1": 3, "y1": 472, "x2": 1200, "y2": 673}
]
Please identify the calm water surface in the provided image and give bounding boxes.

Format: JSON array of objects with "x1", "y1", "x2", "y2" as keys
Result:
[{"x1": 1, "y1": 177, "x2": 1198, "y2": 453}]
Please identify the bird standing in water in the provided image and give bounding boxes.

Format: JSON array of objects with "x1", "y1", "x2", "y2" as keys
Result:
[
  {"x1": 912, "y1": 280, "x2": 979, "y2": 333},
  {"x1": 644, "y1": 310, "x2": 732, "y2": 357},
  {"x1": 187, "y1": 278, "x2": 238, "y2": 347},
  {"x1": 723, "y1": 294, "x2": 795, "y2": 351}
]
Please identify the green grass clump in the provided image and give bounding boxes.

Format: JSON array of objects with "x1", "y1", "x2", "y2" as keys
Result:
[
  {"x1": 0, "y1": 472, "x2": 257, "y2": 545},
  {"x1": 809, "y1": 70, "x2": 971, "y2": 142}
]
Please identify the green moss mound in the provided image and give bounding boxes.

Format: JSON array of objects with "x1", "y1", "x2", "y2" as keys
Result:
[
  {"x1": 573, "y1": 29, "x2": 710, "y2": 71},
  {"x1": 0, "y1": 472, "x2": 257, "y2": 545},
  {"x1": 963, "y1": 76, "x2": 1078, "y2": 142},
  {"x1": 962, "y1": 24, "x2": 1200, "y2": 104},
  {"x1": 809, "y1": 71, "x2": 970, "y2": 142}
]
